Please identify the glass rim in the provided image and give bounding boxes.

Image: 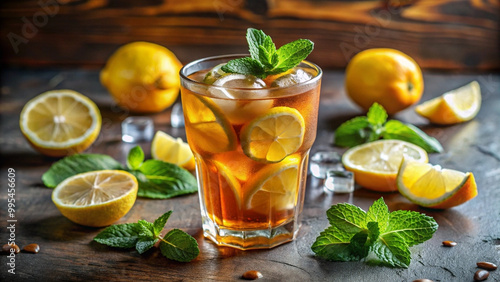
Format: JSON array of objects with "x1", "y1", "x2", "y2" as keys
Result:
[{"x1": 179, "y1": 54, "x2": 322, "y2": 92}]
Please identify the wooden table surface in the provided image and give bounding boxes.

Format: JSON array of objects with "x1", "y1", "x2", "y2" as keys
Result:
[{"x1": 1, "y1": 68, "x2": 499, "y2": 282}]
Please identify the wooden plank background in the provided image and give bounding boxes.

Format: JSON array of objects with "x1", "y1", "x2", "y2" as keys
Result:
[{"x1": 1, "y1": 0, "x2": 499, "y2": 70}]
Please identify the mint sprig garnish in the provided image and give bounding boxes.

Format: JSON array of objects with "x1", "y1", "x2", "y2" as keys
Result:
[
  {"x1": 94, "y1": 211, "x2": 200, "y2": 262},
  {"x1": 311, "y1": 198, "x2": 438, "y2": 268},
  {"x1": 334, "y1": 103, "x2": 443, "y2": 153},
  {"x1": 221, "y1": 28, "x2": 314, "y2": 79},
  {"x1": 42, "y1": 146, "x2": 197, "y2": 199}
]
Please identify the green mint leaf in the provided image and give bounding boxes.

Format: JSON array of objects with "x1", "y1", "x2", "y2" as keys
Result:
[
  {"x1": 42, "y1": 154, "x2": 124, "y2": 188},
  {"x1": 311, "y1": 225, "x2": 357, "y2": 261},
  {"x1": 327, "y1": 203, "x2": 366, "y2": 234},
  {"x1": 349, "y1": 230, "x2": 370, "y2": 259},
  {"x1": 366, "y1": 198, "x2": 389, "y2": 233},
  {"x1": 269, "y1": 39, "x2": 314, "y2": 75},
  {"x1": 385, "y1": 210, "x2": 438, "y2": 247},
  {"x1": 366, "y1": 221, "x2": 380, "y2": 245},
  {"x1": 135, "y1": 160, "x2": 197, "y2": 199},
  {"x1": 136, "y1": 238, "x2": 158, "y2": 254},
  {"x1": 220, "y1": 57, "x2": 265, "y2": 78},
  {"x1": 246, "y1": 28, "x2": 268, "y2": 61},
  {"x1": 137, "y1": 220, "x2": 155, "y2": 238},
  {"x1": 383, "y1": 120, "x2": 443, "y2": 153},
  {"x1": 367, "y1": 103, "x2": 388, "y2": 126},
  {"x1": 334, "y1": 117, "x2": 372, "y2": 147},
  {"x1": 160, "y1": 229, "x2": 200, "y2": 262},
  {"x1": 153, "y1": 211, "x2": 173, "y2": 237},
  {"x1": 93, "y1": 223, "x2": 141, "y2": 248},
  {"x1": 127, "y1": 146, "x2": 144, "y2": 170},
  {"x1": 370, "y1": 233, "x2": 411, "y2": 268}
]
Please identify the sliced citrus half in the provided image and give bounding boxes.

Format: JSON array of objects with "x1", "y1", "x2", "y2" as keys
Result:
[
  {"x1": 182, "y1": 93, "x2": 237, "y2": 154},
  {"x1": 415, "y1": 81, "x2": 481, "y2": 125},
  {"x1": 151, "y1": 130, "x2": 195, "y2": 170},
  {"x1": 397, "y1": 159, "x2": 477, "y2": 209},
  {"x1": 20, "y1": 90, "x2": 101, "y2": 157},
  {"x1": 244, "y1": 156, "x2": 300, "y2": 212},
  {"x1": 342, "y1": 139, "x2": 428, "y2": 192},
  {"x1": 52, "y1": 170, "x2": 138, "y2": 227},
  {"x1": 240, "y1": 107, "x2": 305, "y2": 163}
]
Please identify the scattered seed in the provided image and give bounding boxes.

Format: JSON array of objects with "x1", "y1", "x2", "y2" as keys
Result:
[
  {"x1": 477, "y1": 261, "x2": 497, "y2": 271},
  {"x1": 22, "y1": 244, "x2": 40, "y2": 254},
  {"x1": 442, "y1": 240, "x2": 457, "y2": 247},
  {"x1": 242, "y1": 270, "x2": 263, "y2": 280},
  {"x1": 412, "y1": 279, "x2": 433, "y2": 282},
  {"x1": 474, "y1": 269, "x2": 489, "y2": 281},
  {"x1": 2, "y1": 244, "x2": 20, "y2": 254}
]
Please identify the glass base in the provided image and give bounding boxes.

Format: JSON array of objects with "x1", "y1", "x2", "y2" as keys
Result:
[{"x1": 201, "y1": 216, "x2": 300, "y2": 250}]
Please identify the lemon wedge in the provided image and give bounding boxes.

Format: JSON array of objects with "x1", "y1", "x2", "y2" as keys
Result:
[
  {"x1": 240, "y1": 107, "x2": 305, "y2": 163},
  {"x1": 342, "y1": 140, "x2": 428, "y2": 192},
  {"x1": 19, "y1": 90, "x2": 101, "y2": 157},
  {"x1": 415, "y1": 81, "x2": 481, "y2": 125},
  {"x1": 397, "y1": 159, "x2": 477, "y2": 209},
  {"x1": 151, "y1": 131, "x2": 195, "y2": 170},
  {"x1": 183, "y1": 94, "x2": 237, "y2": 154},
  {"x1": 52, "y1": 170, "x2": 138, "y2": 227}
]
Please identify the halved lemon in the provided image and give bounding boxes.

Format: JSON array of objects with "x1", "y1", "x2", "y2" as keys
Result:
[
  {"x1": 397, "y1": 159, "x2": 477, "y2": 209},
  {"x1": 416, "y1": 81, "x2": 481, "y2": 125},
  {"x1": 240, "y1": 107, "x2": 305, "y2": 163},
  {"x1": 151, "y1": 131, "x2": 195, "y2": 170},
  {"x1": 182, "y1": 94, "x2": 237, "y2": 154},
  {"x1": 342, "y1": 140, "x2": 428, "y2": 192},
  {"x1": 20, "y1": 90, "x2": 101, "y2": 157},
  {"x1": 52, "y1": 170, "x2": 138, "y2": 227},
  {"x1": 244, "y1": 156, "x2": 299, "y2": 212}
]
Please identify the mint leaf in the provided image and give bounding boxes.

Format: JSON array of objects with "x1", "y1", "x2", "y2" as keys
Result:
[
  {"x1": 385, "y1": 210, "x2": 438, "y2": 247},
  {"x1": 267, "y1": 39, "x2": 314, "y2": 75},
  {"x1": 311, "y1": 225, "x2": 356, "y2": 261},
  {"x1": 160, "y1": 229, "x2": 200, "y2": 262},
  {"x1": 93, "y1": 223, "x2": 141, "y2": 248},
  {"x1": 136, "y1": 238, "x2": 157, "y2": 254},
  {"x1": 246, "y1": 28, "x2": 268, "y2": 60},
  {"x1": 383, "y1": 120, "x2": 443, "y2": 153},
  {"x1": 221, "y1": 57, "x2": 265, "y2": 78},
  {"x1": 137, "y1": 220, "x2": 155, "y2": 238},
  {"x1": 367, "y1": 103, "x2": 388, "y2": 126},
  {"x1": 327, "y1": 203, "x2": 366, "y2": 234},
  {"x1": 371, "y1": 233, "x2": 411, "y2": 268},
  {"x1": 366, "y1": 198, "x2": 389, "y2": 233},
  {"x1": 127, "y1": 146, "x2": 144, "y2": 170},
  {"x1": 153, "y1": 211, "x2": 172, "y2": 236},
  {"x1": 349, "y1": 230, "x2": 370, "y2": 259},
  {"x1": 334, "y1": 117, "x2": 372, "y2": 147},
  {"x1": 136, "y1": 160, "x2": 197, "y2": 199},
  {"x1": 42, "y1": 154, "x2": 124, "y2": 188}
]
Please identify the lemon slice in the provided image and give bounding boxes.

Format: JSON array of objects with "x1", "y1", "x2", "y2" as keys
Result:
[
  {"x1": 397, "y1": 159, "x2": 477, "y2": 209},
  {"x1": 213, "y1": 161, "x2": 242, "y2": 209},
  {"x1": 342, "y1": 140, "x2": 428, "y2": 192},
  {"x1": 151, "y1": 131, "x2": 195, "y2": 170},
  {"x1": 52, "y1": 170, "x2": 138, "y2": 227},
  {"x1": 416, "y1": 81, "x2": 481, "y2": 125},
  {"x1": 182, "y1": 94, "x2": 237, "y2": 154},
  {"x1": 19, "y1": 90, "x2": 101, "y2": 157},
  {"x1": 240, "y1": 107, "x2": 305, "y2": 163}
]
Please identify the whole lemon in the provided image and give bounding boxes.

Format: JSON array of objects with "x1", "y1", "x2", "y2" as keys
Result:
[
  {"x1": 345, "y1": 48, "x2": 423, "y2": 115},
  {"x1": 100, "y1": 41, "x2": 183, "y2": 113}
]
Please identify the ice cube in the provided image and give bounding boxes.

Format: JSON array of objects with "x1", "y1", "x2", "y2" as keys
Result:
[
  {"x1": 203, "y1": 63, "x2": 227, "y2": 85},
  {"x1": 271, "y1": 68, "x2": 314, "y2": 88},
  {"x1": 210, "y1": 74, "x2": 266, "y2": 99}
]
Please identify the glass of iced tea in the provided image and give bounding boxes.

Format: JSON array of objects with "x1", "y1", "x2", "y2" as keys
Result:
[{"x1": 180, "y1": 54, "x2": 322, "y2": 249}]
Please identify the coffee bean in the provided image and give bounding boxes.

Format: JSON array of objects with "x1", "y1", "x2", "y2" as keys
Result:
[
  {"x1": 2, "y1": 244, "x2": 20, "y2": 254},
  {"x1": 477, "y1": 261, "x2": 497, "y2": 271},
  {"x1": 442, "y1": 240, "x2": 457, "y2": 247},
  {"x1": 412, "y1": 279, "x2": 433, "y2": 282},
  {"x1": 474, "y1": 269, "x2": 489, "y2": 281},
  {"x1": 242, "y1": 270, "x2": 263, "y2": 280},
  {"x1": 22, "y1": 243, "x2": 40, "y2": 254}
]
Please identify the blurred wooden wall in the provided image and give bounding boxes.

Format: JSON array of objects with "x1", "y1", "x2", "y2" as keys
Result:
[{"x1": 1, "y1": 0, "x2": 499, "y2": 70}]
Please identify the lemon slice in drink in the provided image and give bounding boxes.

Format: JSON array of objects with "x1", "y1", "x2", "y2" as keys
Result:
[
  {"x1": 183, "y1": 94, "x2": 237, "y2": 154},
  {"x1": 240, "y1": 107, "x2": 305, "y2": 163},
  {"x1": 416, "y1": 81, "x2": 481, "y2": 125},
  {"x1": 52, "y1": 170, "x2": 138, "y2": 227},
  {"x1": 20, "y1": 90, "x2": 101, "y2": 157},
  {"x1": 213, "y1": 161, "x2": 242, "y2": 209},
  {"x1": 397, "y1": 159, "x2": 477, "y2": 209},
  {"x1": 244, "y1": 156, "x2": 300, "y2": 212},
  {"x1": 342, "y1": 140, "x2": 428, "y2": 192},
  {"x1": 151, "y1": 131, "x2": 195, "y2": 170}
]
